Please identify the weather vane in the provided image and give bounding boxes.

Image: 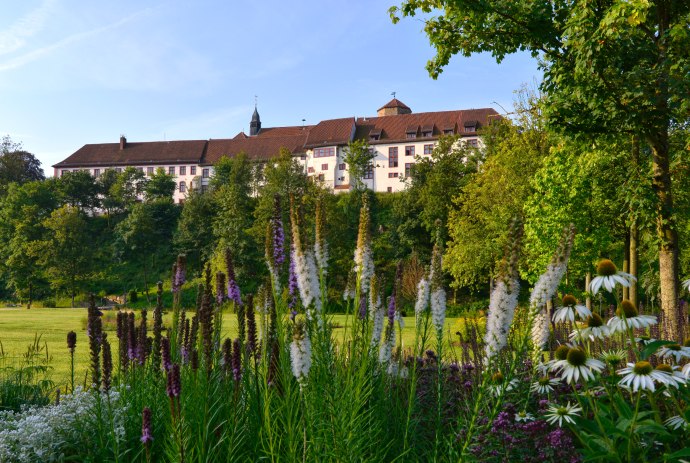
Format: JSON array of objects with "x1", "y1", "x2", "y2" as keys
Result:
[
  {"x1": 391, "y1": 91, "x2": 396, "y2": 99},
  {"x1": 254, "y1": 95, "x2": 258, "y2": 107}
]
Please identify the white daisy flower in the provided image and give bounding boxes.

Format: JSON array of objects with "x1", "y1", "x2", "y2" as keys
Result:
[
  {"x1": 656, "y1": 343, "x2": 690, "y2": 363},
  {"x1": 589, "y1": 259, "x2": 636, "y2": 295},
  {"x1": 570, "y1": 313, "x2": 610, "y2": 341},
  {"x1": 553, "y1": 294, "x2": 592, "y2": 323},
  {"x1": 683, "y1": 362, "x2": 690, "y2": 379},
  {"x1": 617, "y1": 361, "x2": 672, "y2": 392},
  {"x1": 665, "y1": 415, "x2": 689, "y2": 430},
  {"x1": 515, "y1": 411, "x2": 534, "y2": 422},
  {"x1": 552, "y1": 348, "x2": 605, "y2": 384},
  {"x1": 607, "y1": 300, "x2": 657, "y2": 333},
  {"x1": 635, "y1": 336, "x2": 657, "y2": 346},
  {"x1": 654, "y1": 364, "x2": 687, "y2": 388},
  {"x1": 682, "y1": 278, "x2": 690, "y2": 292},
  {"x1": 545, "y1": 402, "x2": 581, "y2": 427},
  {"x1": 488, "y1": 372, "x2": 518, "y2": 396},
  {"x1": 530, "y1": 376, "x2": 560, "y2": 394},
  {"x1": 547, "y1": 345, "x2": 573, "y2": 373}
]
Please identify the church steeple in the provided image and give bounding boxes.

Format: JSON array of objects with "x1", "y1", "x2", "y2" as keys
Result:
[{"x1": 250, "y1": 103, "x2": 261, "y2": 136}]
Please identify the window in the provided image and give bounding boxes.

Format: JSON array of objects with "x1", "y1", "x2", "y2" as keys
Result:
[
  {"x1": 147, "y1": 166, "x2": 154, "y2": 175},
  {"x1": 321, "y1": 163, "x2": 328, "y2": 171},
  {"x1": 314, "y1": 147, "x2": 335, "y2": 158},
  {"x1": 201, "y1": 184, "x2": 208, "y2": 193},
  {"x1": 318, "y1": 174, "x2": 325, "y2": 181},
  {"x1": 405, "y1": 146, "x2": 415, "y2": 157},
  {"x1": 363, "y1": 163, "x2": 374, "y2": 179},
  {"x1": 388, "y1": 147, "x2": 398, "y2": 167},
  {"x1": 369, "y1": 129, "x2": 382, "y2": 141},
  {"x1": 115, "y1": 167, "x2": 122, "y2": 173},
  {"x1": 424, "y1": 144, "x2": 434, "y2": 155},
  {"x1": 467, "y1": 139, "x2": 479, "y2": 147},
  {"x1": 422, "y1": 131, "x2": 432, "y2": 137},
  {"x1": 169, "y1": 166, "x2": 176, "y2": 176},
  {"x1": 137, "y1": 167, "x2": 144, "y2": 172},
  {"x1": 61, "y1": 170, "x2": 69, "y2": 176},
  {"x1": 308, "y1": 167, "x2": 315, "y2": 173},
  {"x1": 93, "y1": 169, "x2": 100, "y2": 177},
  {"x1": 406, "y1": 133, "x2": 416, "y2": 139},
  {"x1": 388, "y1": 172, "x2": 399, "y2": 178},
  {"x1": 300, "y1": 154, "x2": 306, "y2": 160},
  {"x1": 339, "y1": 163, "x2": 346, "y2": 170},
  {"x1": 202, "y1": 168, "x2": 209, "y2": 178},
  {"x1": 387, "y1": 187, "x2": 392, "y2": 193},
  {"x1": 405, "y1": 163, "x2": 414, "y2": 177},
  {"x1": 190, "y1": 166, "x2": 197, "y2": 175},
  {"x1": 444, "y1": 129, "x2": 455, "y2": 135},
  {"x1": 179, "y1": 181, "x2": 186, "y2": 193},
  {"x1": 464, "y1": 125, "x2": 476, "y2": 133},
  {"x1": 179, "y1": 166, "x2": 186, "y2": 175}
]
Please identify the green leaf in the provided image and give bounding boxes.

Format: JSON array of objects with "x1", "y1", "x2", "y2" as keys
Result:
[{"x1": 640, "y1": 340, "x2": 677, "y2": 360}]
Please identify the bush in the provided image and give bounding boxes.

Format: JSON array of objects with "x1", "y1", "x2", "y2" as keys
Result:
[
  {"x1": 40, "y1": 299, "x2": 56, "y2": 309},
  {"x1": 127, "y1": 290, "x2": 138, "y2": 303}
]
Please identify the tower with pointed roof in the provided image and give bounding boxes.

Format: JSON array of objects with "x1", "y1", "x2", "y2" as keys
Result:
[{"x1": 250, "y1": 105, "x2": 261, "y2": 136}]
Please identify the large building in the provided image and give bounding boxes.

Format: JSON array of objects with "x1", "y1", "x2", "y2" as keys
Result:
[{"x1": 53, "y1": 99, "x2": 499, "y2": 202}]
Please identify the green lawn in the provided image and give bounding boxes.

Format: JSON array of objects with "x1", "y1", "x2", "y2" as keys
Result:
[{"x1": 0, "y1": 308, "x2": 467, "y2": 390}]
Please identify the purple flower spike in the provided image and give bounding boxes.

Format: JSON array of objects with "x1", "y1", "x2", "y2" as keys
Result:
[
  {"x1": 358, "y1": 295, "x2": 367, "y2": 320},
  {"x1": 141, "y1": 407, "x2": 153, "y2": 444},
  {"x1": 387, "y1": 294, "x2": 396, "y2": 325},
  {"x1": 288, "y1": 250, "x2": 298, "y2": 310}
]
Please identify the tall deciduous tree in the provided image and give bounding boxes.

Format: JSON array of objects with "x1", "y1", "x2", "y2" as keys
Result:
[
  {"x1": 0, "y1": 135, "x2": 45, "y2": 196},
  {"x1": 391, "y1": 1, "x2": 690, "y2": 339},
  {"x1": 343, "y1": 139, "x2": 376, "y2": 191}
]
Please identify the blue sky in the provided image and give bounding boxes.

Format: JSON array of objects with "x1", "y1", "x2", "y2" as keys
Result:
[{"x1": 0, "y1": 0, "x2": 540, "y2": 176}]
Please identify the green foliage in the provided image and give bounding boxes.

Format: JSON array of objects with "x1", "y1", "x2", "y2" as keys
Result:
[
  {"x1": 343, "y1": 139, "x2": 376, "y2": 190},
  {"x1": 0, "y1": 135, "x2": 45, "y2": 197},
  {"x1": 56, "y1": 170, "x2": 100, "y2": 211},
  {"x1": 144, "y1": 168, "x2": 176, "y2": 201}
]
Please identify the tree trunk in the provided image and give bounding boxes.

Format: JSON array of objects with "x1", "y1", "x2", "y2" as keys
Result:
[
  {"x1": 27, "y1": 281, "x2": 33, "y2": 310},
  {"x1": 623, "y1": 231, "x2": 630, "y2": 300},
  {"x1": 630, "y1": 221, "x2": 638, "y2": 308},
  {"x1": 650, "y1": 137, "x2": 680, "y2": 341}
]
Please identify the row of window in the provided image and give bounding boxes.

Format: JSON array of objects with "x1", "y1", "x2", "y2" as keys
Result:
[{"x1": 61, "y1": 166, "x2": 211, "y2": 178}]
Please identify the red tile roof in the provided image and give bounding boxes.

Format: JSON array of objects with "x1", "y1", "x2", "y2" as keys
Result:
[
  {"x1": 304, "y1": 117, "x2": 355, "y2": 148},
  {"x1": 205, "y1": 126, "x2": 311, "y2": 164},
  {"x1": 378, "y1": 98, "x2": 411, "y2": 112},
  {"x1": 354, "y1": 108, "x2": 498, "y2": 144},
  {"x1": 53, "y1": 140, "x2": 208, "y2": 167}
]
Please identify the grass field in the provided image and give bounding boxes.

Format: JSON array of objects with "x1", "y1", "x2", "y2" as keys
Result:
[{"x1": 0, "y1": 308, "x2": 468, "y2": 390}]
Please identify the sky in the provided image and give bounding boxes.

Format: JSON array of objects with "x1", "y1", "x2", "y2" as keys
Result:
[{"x1": 0, "y1": 0, "x2": 541, "y2": 176}]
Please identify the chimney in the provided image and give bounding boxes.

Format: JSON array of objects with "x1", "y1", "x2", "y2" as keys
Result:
[{"x1": 119, "y1": 135, "x2": 126, "y2": 150}]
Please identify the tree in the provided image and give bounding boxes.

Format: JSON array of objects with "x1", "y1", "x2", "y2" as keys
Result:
[
  {"x1": 38, "y1": 205, "x2": 94, "y2": 307},
  {"x1": 343, "y1": 139, "x2": 376, "y2": 191},
  {"x1": 0, "y1": 180, "x2": 59, "y2": 307},
  {"x1": 175, "y1": 187, "x2": 217, "y2": 270},
  {"x1": 145, "y1": 168, "x2": 176, "y2": 201},
  {"x1": 96, "y1": 168, "x2": 124, "y2": 224},
  {"x1": 112, "y1": 167, "x2": 147, "y2": 208},
  {"x1": 0, "y1": 135, "x2": 45, "y2": 195},
  {"x1": 57, "y1": 170, "x2": 100, "y2": 211},
  {"x1": 391, "y1": 1, "x2": 690, "y2": 339}
]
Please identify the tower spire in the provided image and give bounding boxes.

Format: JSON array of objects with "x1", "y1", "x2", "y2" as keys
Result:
[{"x1": 250, "y1": 96, "x2": 261, "y2": 136}]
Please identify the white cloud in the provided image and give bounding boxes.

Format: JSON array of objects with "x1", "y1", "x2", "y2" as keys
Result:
[{"x1": 0, "y1": 0, "x2": 56, "y2": 56}]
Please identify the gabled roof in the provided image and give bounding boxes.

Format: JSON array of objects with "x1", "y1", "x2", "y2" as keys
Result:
[
  {"x1": 304, "y1": 117, "x2": 355, "y2": 148},
  {"x1": 354, "y1": 108, "x2": 498, "y2": 144},
  {"x1": 378, "y1": 98, "x2": 411, "y2": 112},
  {"x1": 205, "y1": 126, "x2": 312, "y2": 164},
  {"x1": 53, "y1": 140, "x2": 208, "y2": 168}
]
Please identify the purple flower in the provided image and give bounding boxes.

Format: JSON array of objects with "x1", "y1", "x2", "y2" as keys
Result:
[
  {"x1": 160, "y1": 337, "x2": 172, "y2": 372},
  {"x1": 387, "y1": 294, "x2": 396, "y2": 326},
  {"x1": 288, "y1": 249, "x2": 298, "y2": 311},
  {"x1": 272, "y1": 195, "x2": 285, "y2": 267},
  {"x1": 225, "y1": 249, "x2": 242, "y2": 305},
  {"x1": 141, "y1": 407, "x2": 153, "y2": 444},
  {"x1": 232, "y1": 338, "x2": 242, "y2": 382},
  {"x1": 67, "y1": 331, "x2": 77, "y2": 352},
  {"x1": 358, "y1": 295, "x2": 367, "y2": 319},
  {"x1": 166, "y1": 363, "x2": 181, "y2": 398}
]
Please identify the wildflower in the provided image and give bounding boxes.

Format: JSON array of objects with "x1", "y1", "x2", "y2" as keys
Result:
[
  {"x1": 683, "y1": 362, "x2": 690, "y2": 379},
  {"x1": 141, "y1": 407, "x2": 153, "y2": 444},
  {"x1": 166, "y1": 363, "x2": 181, "y2": 398},
  {"x1": 553, "y1": 348, "x2": 605, "y2": 384},
  {"x1": 216, "y1": 271, "x2": 226, "y2": 305},
  {"x1": 102, "y1": 334, "x2": 113, "y2": 392},
  {"x1": 570, "y1": 313, "x2": 610, "y2": 341},
  {"x1": 225, "y1": 249, "x2": 242, "y2": 305},
  {"x1": 379, "y1": 301, "x2": 396, "y2": 364},
  {"x1": 314, "y1": 195, "x2": 328, "y2": 274},
  {"x1": 429, "y1": 226, "x2": 446, "y2": 334},
  {"x1": 545, "y1": 402, "x2": 581, "y2": 427},
  {"x1": 598, "y1": 349, "x2": 628, "y2": 368},
  {"x1": 488, "y1": 371, "x2": 518, "y2": 396},
  {"x1": 87, "y1": 294, "x2": 103, "y2": 388},
  {"x1": 160, "y1": 337, "x2": 172, "y2": 372},
  {"x1": 530, "y1": 225, "x2": 576, "y2": 350},
  {"x1": 152, "y1": 281, "x2": 164, "y2": 371},
  {"x1": 353, "y1": 196, "x2": 374, "y2": 294},
  {"x1": 531, "y1": 376, "x2": 560, "y2": 394},
  {"x1": 654, "y1": 364, "x2": 686, "y2": 388},
  {"x1": 515, "y1": 411, "x2": 534, "y2": 422},
  {"x1": 665, "y1": 415, "x2": 689, "y2": 430},
  {"x1": 485, "y1": 277, "x2": 520, "y2": 359},
  {"x1": 67, "y1": 331, "x2": 77, "y2": 353},
  {"x1": 290, "y1": 321, "x2": 312, "y2": 382},
  {"x1": 232, "y1": 338, "x2": 242, "y2": 382},
  {"x1": 589, "y1": 259, "x2": 636, "y2": 295},
  {"x1": 607, "y1": 300, "x2": 657, "y2": 333},
  {"x1": 222, "y1": 338, "x2": 232, "y2": 375},
  {"x1": 553, "y1": 295, "x2": 591, "y2": 323},
  {"x1": 656, "y1": 343, "x2": 690, "y2": 363},
  {"x1": 617, "y1": 361, "x2": 672, "y2": 392},
  {"x1": 290, "y1": 198, "x2": 322, "y2": 316},
  {"x1": 358, "y1": 294, "x2": 367, "y2": 319},
  {"x1": 369, "y1": 275, "x2": 384, "y2": 349},
  {"x1": 246, "y1": 295, "x2": 258, "y2": 355},
  {"x1": 414, "y1": 274, "x2": 430, "y2": 322}
]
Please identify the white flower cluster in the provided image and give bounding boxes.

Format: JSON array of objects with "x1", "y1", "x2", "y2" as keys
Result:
[
  {"x1": 353, "y1": 243, "x2": 375, "y2": 294},
  {"x1": 379, "y1": 325, "x2": 396, "y2": 365},
  {"x1": 292, "y1": 247, "x2": 322, "y2": 318},
  {"x1": 414, "y1": 277, "x2": 430, "y2": 322},
  {"x1": 0, "y1": 388, "x2": 126, "y2": 463},
  {"x1": 290, "y1": 334, "x2": 312, "y2": 382},
  {"x1": 314, "y1": 240, "x2": 329, "y2": 276},
  {"x1": 430, "y1": 288, "x2": 446, "y2": 334},
  {"x1": 484, "y1": 278, "x2": 520, "y2": 360},
  {"x1": 370, "y1": 288, "x2": 384, "y2": 349}
]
